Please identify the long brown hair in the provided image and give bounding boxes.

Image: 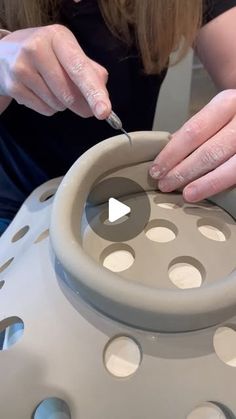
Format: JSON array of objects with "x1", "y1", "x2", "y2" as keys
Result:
[{"x1": 0, "y1": 0, "x2": 202, "y2": 74}]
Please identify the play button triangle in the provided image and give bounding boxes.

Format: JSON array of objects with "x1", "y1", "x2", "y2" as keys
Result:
[{"x1": 108, "y1": 198, "x2": 131, "y2": 223}]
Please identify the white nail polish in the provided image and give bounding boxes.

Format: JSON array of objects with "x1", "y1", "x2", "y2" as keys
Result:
[{"x1": 150, "y1": 168, "x2": 161, "y2": 179}]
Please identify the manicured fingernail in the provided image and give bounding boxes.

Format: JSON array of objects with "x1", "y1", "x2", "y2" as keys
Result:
[
  {"x1": 95, "y1": 101, "x2": 108, "y2": 119},
  {"x1": 150, "y1": 164, "x2": 162, "y2": 179},
  {"x1": 184, "y1": 185, "x2": 198, "y2": 202}
]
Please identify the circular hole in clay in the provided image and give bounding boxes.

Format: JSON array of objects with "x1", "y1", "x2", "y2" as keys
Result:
[
  {"x1": 104, "y1": 336, "x2": 141, "y2": 378},
  {"x1": 156, "y1": 202, "x2": 180, "y2": 210},
  {"x1": 187, "y1": 402, "x2": 227, "y2": 419},
  {"x1": 153, "y1": 195, "x2": 182, "y2": 209},
  {"x1": 185, "y1": 202, "x2": 214, "y2": 211},
  {"x1": 0, "y1": 317, "x2": 24, "y2": 350},
  {"x1": 168, "y1": 257, "x2": 205, "y2": 289},
  {"x1": 101, "y1": 244, "x2": 135, "y2": 273},
  {"x1": 33, "y1": 397, "x2": 71, "y2": 419},
  {"x1": 39, "y1": 189, "x2": 57, "y2": 203},
  {"x1": 11, "y1": 225, "x2": 29, "y2": 243},
  {"x1": 0, "y1": 257, "x2": 14, "y2": 274},
  {"x1": 199, "y1": 225, "x2": 225, "y2": 242},
  {"x1": 0, "y1": 280, "x2": 4, "y2": 290},
  {"x1": 100, "y1": 211, "x2": 130, "y2": 226},
  {"x1": 197, "y1": 218, "x2": 230, "y2": 242},
  {"x1": 145, "y1": 220, "x2": 177, "y2": 243},
  {"x1": 213, "y1": 326, "x2": 236, "y2": 367},
  {"x1": 34, "y1": 229, "x2": 49, "y2": 244}
]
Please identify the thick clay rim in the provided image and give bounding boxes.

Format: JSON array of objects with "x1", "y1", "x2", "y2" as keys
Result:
[{"x1": 50, "y1": 131, "x2": 236, "y2": 332}]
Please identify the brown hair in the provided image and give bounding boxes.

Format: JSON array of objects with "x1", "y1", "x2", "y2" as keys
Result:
[{"x1": 0, "y1": 0, "x2": 202, "y2": 74}]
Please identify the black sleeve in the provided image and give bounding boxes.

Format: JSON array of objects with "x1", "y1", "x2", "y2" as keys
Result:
[{"x1": 204, "y1": 0, "x2": 236, "y2": 24}]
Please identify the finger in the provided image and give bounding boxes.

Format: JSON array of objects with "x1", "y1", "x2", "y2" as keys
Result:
[
  {"x1": 158, "y1": 117, "x2": 236, "y2": 192},
  {"x1": 13, "y1": 84, "x2": 56, "y2": 116},
  {"x1": 21, "y1": 70, "x2": 66, "y2": 112},
  {"x1": 89, "y1": 59, "x2": 109, "y2": 84},
  {"x1": 34, "y1": 43, "x2": 94, "y2": 118},
  {"x1": 183, "y1": 154, "x2": 236, "y2": 202},
  {"x1": 150, "y1": 90, "x2": 236, "y2": 179},
  {"x1": 52, "y1": 28, "x2": 111, "y2": 119}
]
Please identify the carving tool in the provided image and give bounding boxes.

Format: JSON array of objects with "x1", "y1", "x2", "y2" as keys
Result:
[{"x1": 106, "y1": 111, "x2": 132, "y2": 144}]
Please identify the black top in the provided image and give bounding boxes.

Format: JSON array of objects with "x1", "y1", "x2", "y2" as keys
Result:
[{"x1": 0, "y1": 0, "x2": 236, "y2": 219}]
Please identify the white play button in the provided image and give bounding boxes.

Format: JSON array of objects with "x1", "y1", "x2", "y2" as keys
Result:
[
  {"x1": 86, "y1": 177, "x2": 151, "y2": 241},
  {"x1": 108, "y1": 198, "x2": 131, "y2": 223}
]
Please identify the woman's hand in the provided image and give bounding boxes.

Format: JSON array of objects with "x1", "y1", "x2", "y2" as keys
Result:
[
  {"x1": 150, "y1": 89, "x2": 236, "y2": 202},
  {"x1": 0, "y1": 24, "x2": 111, "y2": 117}
]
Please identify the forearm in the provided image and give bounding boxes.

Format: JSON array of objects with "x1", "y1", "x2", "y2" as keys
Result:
[
  {"x1": 0, "y1": 29, "x2": 13, "y2": 113},
  {"x1": 196, "y1": 7, "x2": 236, "y2": 90}
]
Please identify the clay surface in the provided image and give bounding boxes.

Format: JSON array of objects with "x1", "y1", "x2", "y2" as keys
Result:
[
  {"x1": 51, "y1": 131, "x2": 236, "y2": 332},
  {"x1": 0, "y1": 131, "x2": 236, "y2": 418}
]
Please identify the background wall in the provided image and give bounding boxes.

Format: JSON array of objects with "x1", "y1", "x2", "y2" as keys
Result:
[{"x1": 153, "y1": 50, "x2": 218, "y2": 133}]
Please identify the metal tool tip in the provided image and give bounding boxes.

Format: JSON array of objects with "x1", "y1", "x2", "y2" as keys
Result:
[{"x1": 121, "y1": 128, "x2": 132, "y2": 145}]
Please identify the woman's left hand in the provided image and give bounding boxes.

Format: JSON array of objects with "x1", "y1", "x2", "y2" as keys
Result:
[{"x1": 149, "y1": 89, "x2": 236, "y2": 202}]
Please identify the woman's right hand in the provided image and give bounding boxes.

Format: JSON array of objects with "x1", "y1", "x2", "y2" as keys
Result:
[{"x1": 0, "y1": 24, "x2": 111, "y2": 118}]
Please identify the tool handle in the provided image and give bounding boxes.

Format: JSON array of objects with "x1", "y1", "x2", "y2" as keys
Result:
[{"x1": 106, "y1": 111, "x2": 122, "y2": 130}]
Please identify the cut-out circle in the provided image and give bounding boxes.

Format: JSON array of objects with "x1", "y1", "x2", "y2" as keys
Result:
[
  {"x1": 39, "y1": 189, "x2": 57, "y2": 203},
  {"x1": 145, "y1": 220, "x2": 177, "y2": 243},
  {"x1": 100, "y1": 211, "x2": 129, "y2": 226},
  {"x1": 0, "y1": 257, "x2": 14, "y2": 273},
  {"x1": 101, "y1": 244, "x2": 135, "y2": 273},
  {"x1": 11, "y1": 225, "x2": 29, "y2": 243},
  {"x1": 168, "y1": 257, "x2": 205, "y2": 289},
  {"x1": 213, "y1": 326, "x2": 236, "y2": 367},
  {"x1": 33, "y1": 397, "x2": 71, "y2": 419},
  {"x1": 104, "y1": 336, "x2": 141, "y2": 378},
  {"x1": 187, "y1": 402, "x2": 226, "y2": 419},
  {"x1": 156, "y1": 202, "x2": 179, "y2": 210},
  {"x1": 104, "y1": 215, "x2": 129, "y2": 226},
  {"x1": 0, "y1": 317, "x2": 24, "y2": 350},
  {"x1": 197, "y1": 218, "x2": 230, "y2": 242},
  {"x1": 34, "y1": 229, "x2": 49, "y2": 244}
]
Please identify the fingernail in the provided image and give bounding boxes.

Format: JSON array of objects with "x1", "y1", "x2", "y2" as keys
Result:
[
  {"x1": 184, "y1": 185, "x2": 198, "y2": 202},
  {"x1": 149, "y1": 164, "x2": 162, "y2": 179},
  {"x1": 95, "y1": 101, "x2": 108, "y2": 119},
  {"x1": 158, "y1": 179, "x2": 171, "y2": 192}
]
